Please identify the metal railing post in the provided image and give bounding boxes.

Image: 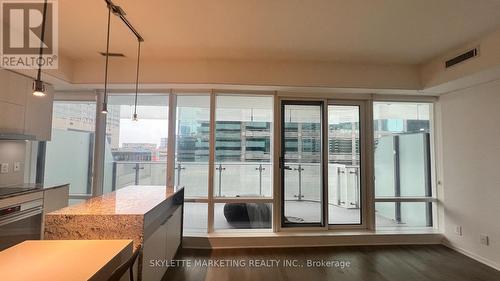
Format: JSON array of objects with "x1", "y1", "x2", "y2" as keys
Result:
[
  {"x1": 175, "y1": 162, "x2": 185, "y2": 186},
  {"x1": 255, "y1": 164, "x2": 265, "y2": 196},
  {"x1": 349, "y1": 167, "x2": 359, "y2": 208},
  {"x1": 294, "y1": 164, "x2": 304, "y2": 201},
  {"x1": 216, "y1": 163, "x2": 225, "y2": 196},
  {"x1": 111, "y1": 162, "x2": 117, "y2": 191},
  {"x1": 132, "y1": 163, "x2": 144, "y2": 185},
  {"x1": 339, "y1": 168, "x2": 346, "y2": 205}
]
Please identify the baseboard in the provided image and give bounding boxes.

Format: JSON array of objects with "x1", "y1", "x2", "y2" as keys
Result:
[
  {"x1": 442, "y1": 240, "x2": 500, "y2": 271},
  {"x1": 183, "y1": 232, "x2": 443, "y2": 249}
]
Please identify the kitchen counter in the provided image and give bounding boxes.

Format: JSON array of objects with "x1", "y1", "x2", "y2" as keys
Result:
[
  {"x1": 45, "y1": 185, "x2": 183, "y2": 247},
  {"x1": 0, "y1": 240, "x2": 133, "y2": 281},
  {"x1": 0, "y1": 183, "x2": 69, "y2": 199},
  {"x1": 48, "y1": 185, "x2": 179, "y2": 215},
  {"x1": 44, "y1": 185, "x2": 184, "y2": 281}
]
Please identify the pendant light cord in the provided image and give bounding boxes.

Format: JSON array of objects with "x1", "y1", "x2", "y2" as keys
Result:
[
  {"x1": 103, "y1": 6, "x2": 112, "y2": 107},
  {"x1": 133, "y1": 40, "x2": 142, "y2": 117},
  {"x1": 36, "y1": 0, "x2": 48, "y2": 82}
]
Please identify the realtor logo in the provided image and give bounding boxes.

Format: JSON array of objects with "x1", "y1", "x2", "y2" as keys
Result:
[{"x1": 1, "y1": 0, "x2": 58, "y2": 69}]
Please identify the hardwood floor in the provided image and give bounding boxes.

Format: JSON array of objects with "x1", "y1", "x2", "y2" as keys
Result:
[{"x1": 163, "y1": 245, "x2": 500, "y2": 281}]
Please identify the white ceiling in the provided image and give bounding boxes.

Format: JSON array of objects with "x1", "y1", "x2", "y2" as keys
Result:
[{"x1": 58, "y1": 0, "x2": 500, "y2": 65}]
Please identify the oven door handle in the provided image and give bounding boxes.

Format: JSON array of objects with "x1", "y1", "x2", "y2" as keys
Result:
[{"x1": 0, "y1": 207, "x2": 43, "y2": 227}]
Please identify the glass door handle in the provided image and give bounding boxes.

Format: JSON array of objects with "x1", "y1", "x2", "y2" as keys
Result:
[{"x1": 279, "y1": 156, "x2": 292, "y2": 170}]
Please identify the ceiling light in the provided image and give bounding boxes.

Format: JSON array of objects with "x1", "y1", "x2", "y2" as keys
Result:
[
  {"x1": 102, "y1": 0, "x2": 144, "y2": 115},
  {"x1": 102, "y1": 102, "x2": 108, "y2": 114},
  {"x1": 32, "y1": 80, "x2": 46, "y2": 97}
]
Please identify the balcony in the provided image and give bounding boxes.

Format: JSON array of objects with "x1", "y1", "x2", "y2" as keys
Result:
[{"x1": 109, "y1": 161, "x2": 424, "y2": 232}]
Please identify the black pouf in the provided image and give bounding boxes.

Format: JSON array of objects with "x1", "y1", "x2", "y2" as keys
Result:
[
  {"x1": 223, "y1": 203, "x2": 272, "y2": 228},
  {"x1": 223, "y1": 203, "x2": 250, "y2": 228}
]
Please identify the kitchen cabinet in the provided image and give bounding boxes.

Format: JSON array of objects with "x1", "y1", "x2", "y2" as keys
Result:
[
  {"x1": 142, "y1": 205, "x2": 183, "y2": 281},
  {"x1": 0, "y1": 69, "x2": 28, "y2": 106},
  {"x1": 166, "y1": 206, "x2": 182, "y2": 261},
  {"x1": 0, "y1": 69, "x2": 54, "y2": 140},
  {"x1": 43, "y1": 184, "x2": 69, "y2": 214},
  {"x1": 0, "y1": 101, "x2": 25, "y2": 134},
  {"x1": 143, "y1": 212, "x2": 170, "y2": 280}
]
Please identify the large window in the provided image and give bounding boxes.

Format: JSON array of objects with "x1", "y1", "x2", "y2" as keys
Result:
[
  {"x1": 373, "y1": 102, "x2": 434, "y2": 228},
  {"x1": 213, "y1": 95, "x2": 273, "y2": 230},
  {"x1": 178, "y1": 94, "x2": 274, "y2": 233},
  {"x1": 103, "y1": 94, "x2": 169, "y2": 193},
  {"x1": 45, "y1": 92, "x2": 438, "y2": 234},
  {"x1": 175, "y1": 95, "x2": 210, "y2": 234},
  {"x1": 44, "y1": 101, "x2": 96, "y2": 201},
  {"x1": 214, "y1": 96, "x2": 273, "y2": 198}
]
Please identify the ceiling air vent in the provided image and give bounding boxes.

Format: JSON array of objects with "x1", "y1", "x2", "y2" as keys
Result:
[
  {"x1": 445, "y1": 48, "x2": 478, "y2": 68},
  {"x1": 99, "y1": 52, "x2": 125, "y2": 57}
]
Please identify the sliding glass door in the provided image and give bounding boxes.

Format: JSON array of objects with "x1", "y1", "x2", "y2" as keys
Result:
[
  {"x1": 280, "y1": 100, "x2": 366, "y2": 228},
  {"x1": 327, "y1": 104, "x2": 362, "y2": 225},
  {"x1": 281, "y1": 101, "x2": 325, "y2": 227}
]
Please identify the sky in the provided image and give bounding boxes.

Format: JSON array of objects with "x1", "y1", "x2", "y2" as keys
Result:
[{"x1": 119, "y1": 119, "x2": 168, "y2": 147}]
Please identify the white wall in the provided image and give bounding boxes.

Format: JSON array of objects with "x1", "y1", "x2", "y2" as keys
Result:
[
  {"x1": 439, "y1": 79, "x2": 500, "y2": 270},
  {"x1": 69, "y1": 59, "x2": 422, "y2": 90},
  {"x1": 0, "y1": 141, "x2": 27, "y2": 186}
]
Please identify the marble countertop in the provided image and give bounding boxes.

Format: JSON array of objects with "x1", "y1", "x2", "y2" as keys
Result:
[
  {"x1": 0, "y1": 240, "x2": 132, "y2": 281},
  {"x1": 49, "y1": 185, "x2": 181, "y2": 216}
]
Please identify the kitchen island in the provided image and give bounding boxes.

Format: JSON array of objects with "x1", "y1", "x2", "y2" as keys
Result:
[{"x1": 44, "y1": 185, "x2": 184, "y2": 281}]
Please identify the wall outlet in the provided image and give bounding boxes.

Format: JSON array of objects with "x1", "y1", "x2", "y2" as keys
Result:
[
  {"x1": 480, "y1": 234, "x2": 489, "y2": 246},
  {"x1": 455, "y1": 225, "x2": 463, "y2": 236},
  {"x1": 0, "y1": 163, "x2": 9, "y2": 174},
  {"x1": 13, "y1": 162, "x2": 21, "y2": 172}
]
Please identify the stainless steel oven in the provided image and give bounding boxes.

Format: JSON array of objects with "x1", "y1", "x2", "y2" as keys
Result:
[{"x1": 0, "y1": 198, "x2": 43, "y2": 250}]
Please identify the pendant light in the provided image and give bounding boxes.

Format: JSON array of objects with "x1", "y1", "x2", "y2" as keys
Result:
[
  {"x1": 132, "y1": 40, "x2": 142, "y2": 121},
  {"x1": 101, "y1": 0, "x2": 144, "y2": 114},
  {"x1": 101, "y1": 6, "x2": 112, "y2": 114},
  {"x1": 32, "y1": 0, "x2": 48, "y2": 97}
]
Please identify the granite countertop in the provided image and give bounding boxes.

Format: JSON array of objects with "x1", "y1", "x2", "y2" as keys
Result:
[
  {"x1": 48, "y1": 185, "x2": 182, "y2": 216},
  {"x1": 0, "y1": 183, "x2": 69, "y2": 199}
]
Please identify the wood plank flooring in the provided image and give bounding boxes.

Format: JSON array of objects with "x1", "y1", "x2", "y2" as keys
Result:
[{"x1": 163, "y1": 245, "x2": 500, "y2": 281}]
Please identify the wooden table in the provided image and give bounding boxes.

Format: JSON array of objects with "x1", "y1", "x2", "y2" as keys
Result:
[{"x1": 0, "y1": 240, "x2": 133, "y2": 281}]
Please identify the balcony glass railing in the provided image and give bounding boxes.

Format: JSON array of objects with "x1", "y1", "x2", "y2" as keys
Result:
[{"x1": 110, "y1": 161, "x2": 361, "y2": 208}]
